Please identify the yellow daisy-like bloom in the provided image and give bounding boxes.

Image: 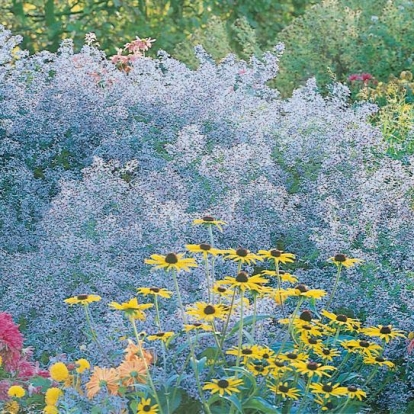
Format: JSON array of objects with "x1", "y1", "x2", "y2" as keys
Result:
[
  {"x1": 293, "y1": 284, "x2": 326, "y2": 300},
  {"x1": 258, "y1": 249, "x2": 295, "y2": 264},
  {"x1": 3, "y1": 401, "x2": 19, "y2": 414},
  {"x1": 261, "y1": 270, "x2": 298, "y2": 284},
  {"x1": 86, "y1": 367, "x2": 120, "y2": 399},
  {"x1": 314, "y1": 397, "x2": 337, "y2": 412},
  {"x1": 295, "y1": 323, "x2": 325, "y2": 338},
  {"x1": 45, "y1": 387, "x2": 63, "y2": 406},
  {"x1": 136, "y1": 287, "x2": 172, "y2": 298},
  {"x1": 224, "y1": 248, "x2": 263, "y2": 265},
  {"x1": 339, "y1": 340, "x2": 382, "y2": 357},
  {"x1": 109, "y1": 298, "x2": 153, "y2": 320},
  {"x1": 246, "y1": 361, "x2": 272, "y2": 376},
  {"x1": 363, "y1": 355, "x2": 395, "y2": 368},
  {"x1": 118, "y1": 358, "x2": 147, "y2": 386},
  {"x1": 137, "y1": 398, "x2": 158, "y2": 414},
  {"x1": 267, "y1": 381, "x2": 300, "y2": 400},
  {"x1": 300, "y1": 336, "x2": 323, "y2": 349},
  {"x1": 49, "y1": 362, "x2": 69, "y2": 382},
  {"x1": 144, "y1": 252, "x2": 197, "y2": 272},
  {"x1": 328, "y1": 254, "x2": 362, "y2": 268},
  {"x1": 147, "y1": 332, "x2": 174, "y2": 342},
  {"x1": 268, "y1": 359, "x2": 290, "y2": 376},
  {"x1": 273, "y1": 288, "x2": 296, "y2": 305},
  {"x1": 279, "y1": 310, "x2": 317, "y2": 326},
  {"x1": 321, "y1": 310, "x2": 361, "y2": 331},
  {"x1": 184, "y1": 323, "x2": 213, "y2": 332},
  {"x1": 185, "y1": 243, "x2": 224, "y2": 257},
  {"x1": 43, "y1": 406, "x2": 58, "y2": 414},
  {"x1": 64, "y1": 294, "x2": 101, "y2": 305},
  {"x1": 256, "y1": 346, "x2": 275, "y2": 361},
  {"x1": 220, "y1": 271, "x2": 269, "y2": 292},
  {"x1": 212, "y1": 283, "x2": 234, "y2": 296},
  {"x1": 292, "y1": 361, "x2": 336, "y2": 378},
  {"x1": 203, "y1": 377, "x2": 243, "y2": 396},
  {"x1": 75, "y1": 358, "x2": 90, "y2": 374},
  {"x1": 279, "y1": 352, "x2": 309, "y2": 363},
  {"x1": 192, "y1": 216, "x2": 227, "y2": 232},
  {"x1": 313, "y1": 346, "x2": 341, "y2": 362},
  {"x1": 186, "y1": 302, "x2": 227, "y2": 322},
  {"x1": 310, "y1": 382, "x2": 348, "y2": 398},
  {"x1": 8, "y1": 385, "x2": 25, "y2": 398},
  {"x1": 226, "y1": 344, "x2": 263, "y2": 363},
  {"x1": 345, "y1": 385, "x2": 367, "y2": 400},
  {"x1": 361, "y1": 325, "x2": 405, "y2": 343}
]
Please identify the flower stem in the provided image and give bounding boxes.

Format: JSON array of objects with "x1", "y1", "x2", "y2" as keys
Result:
[
  {"x1": 326, "y1": 264, "x2": 342, "y2": 310},
  {"x1": 236, "y1": 289, "x2": 245, "y2": 369}
]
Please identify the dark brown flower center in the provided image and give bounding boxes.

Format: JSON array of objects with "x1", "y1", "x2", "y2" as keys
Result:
[
  {"x1": 193, "y1": 323, "x2": 202, "y2": 327},
  {"x1": 204, "y1": 305, "x2": 216, "y2": 315},
  {"x1": 217, "y1": 287, "x2": 227, "y2": 293},
  {"x1": 156, "y1": 332, "x2": 165, "y2": 337},
  {"x1": 279, "y1": 385, "x2": 289, "y2": 393},
  {"x1": 143, "y1": 406, "x2": 151, "y2": 412},
  {"x1": 200, "y1": 243, "x2": 211, "y2": 251},
  {"x1": 375, "y1": 357, "x2": 385, "y2": 363},
  {"x1": 262, "y1": 353, "x2": 270, "y2": 359},
  {"x1": 275, "y1": 361, "x2": 286, "y2": 368},
  {"x1": 322, "y1": 349, "x2": 331, "y2": 355},
  {"x1": 217, "y1": 379, "x2": 229, "y2": 388},
  {"x1": 359, "y1": 340, "x2": 370, "y2": 348},
  {"x1": 254, "y1": 364, "x2": 265, "y2": 372},
  {"x1": 287, "y1": 353, "x2": 297, "y2": 359},
  {"x1": 295, "y1": 284, "x2": 308, "y2": 293},
  {"x1": 236, "y1": 271, "x2": 249, "y2": 282},
  {"x1": 303, "y1": 325, "x2": 312, "y2": 331},
  {"x1": 347, "y1": 386, "x2": 358, "y2": 392},
  {"x1": 322, "y1": 385, "x2": 333, "y2": 392},
  {"x1": 165, "y1": 253, "x2": 178, "y2": 264},
  {"x1": 334, "y1": 254, "x2": 346, "y2": 262},
  {"x1": 309, "y1": 338, "x2": 318, "y2": 345},
  {"x1": 149, "y1": 287, "x2": 160, "y2": 293},
  {"x1": 77, "y1": 294, "x2": 89, "y2": 300},
  {"x1": 270, "y1": 249, "x2": 282, "y2": 257},
  {"x1": 236, "y1": 248, "x2": 249, "y2": 257},
  {"x1": 336, "y1": 314, "x2": 348, "y2": 322},
  {"x1": 202, "y1": 216, "x2": 215, "y2": 222},
  {"x1": 242, "y1": 349, "x2": 253, "y2": 355},
  {"x1": 325, "y1": 402, "x2": 335, "y2": 409},
  {"x1": 306, "y1": 362, "x2": 319, "y2": 370},
  {"x1": 300, "y1": 310, "x2": 312, "y2": 322},
  {"x1": 380, "y1": 326, "x2": 392, "y2": 334}
]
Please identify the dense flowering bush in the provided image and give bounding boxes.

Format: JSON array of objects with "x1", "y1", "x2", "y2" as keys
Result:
[{"x1": 1, "y1": 25, "x2": 414, "y2": 410}]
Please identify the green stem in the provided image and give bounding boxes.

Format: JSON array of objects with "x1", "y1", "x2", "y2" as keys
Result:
[
  {"x1": 251, "y1": 292, "x2": 258, "y2": 340},
  {"x1": 171, "y1": 269, "x2": 187, "y2": 324},
  {"x1": 154, "y1": 296, "x2": 162, "y2": 330},
  {"x1": 235, "y1": 289, "x2": 245, "y2": 369},
  {"x1": 326, "y1": 265, "x2": 342, "y2": 310},
  {"x1": 204, "y1": 252, "x2": 212, "y2": 303},
  {"x1": 365, "y1": 366, "x2": 379, "y2": 386}
]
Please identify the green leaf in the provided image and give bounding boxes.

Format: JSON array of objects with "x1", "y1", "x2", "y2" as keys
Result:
[
  {"x1": 223, "y1": 394, "x2": 243, "y2": 413},
  {"x1": 228, "y1": 314, "x2": 273, "y2": 337},
  {"x1": 243, "y1": 397, "x2": 281, "y2": 413}
]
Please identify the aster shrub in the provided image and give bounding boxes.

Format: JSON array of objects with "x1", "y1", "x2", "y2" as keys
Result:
[{"x1": 1, "y1": 25, "x2": 414, "y2": 411}]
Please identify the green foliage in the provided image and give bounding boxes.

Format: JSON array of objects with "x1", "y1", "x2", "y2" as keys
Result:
[{"x1": 275, "y1": 0, "x2": 414, "y2": 96}]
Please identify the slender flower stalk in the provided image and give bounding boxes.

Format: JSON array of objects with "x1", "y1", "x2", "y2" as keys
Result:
[{"x1": 326, "y1": 264, "x2": 342, "y2": 310}]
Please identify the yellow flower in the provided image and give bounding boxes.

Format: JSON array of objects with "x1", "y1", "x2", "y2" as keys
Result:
[
  {"x1": 291, "y1": 361, "x2": 336, "y2": 378},
  {"x1": 136, "y1": 287, "x2": 172, "y2": 299},
  {"x1": 268, "y1": 359, "x2": 290, "y2": 376},
  {"x1": 192, "y1": 216, "x2": 226, "y2": 232},
  {"x1": 43, "y1": 405, "x2": 59, "y2": 414},
  {"x1": 219, "y1": 271, "x2": 269, "y2": 292},
  {"x1": 45, "y1": 387, "x2": 63, "y2": 406},
  {"x1": 279, "y1": 352, "x2": 309, "y2": 363},
  {"x1": 293, "y1": 284, "x2": 326, "y2": 300},
  {"x1": 49, "y1": 362, "x2": 69, "y2": 382},
  {"x1": 226, "y1": 344, "x2": 263, "y2": 363},
  {"x1": 3, "y1": 401, "x2": 20, "y2": 414},
  {"x1": 339, "y1": 340, "x2": 382, "y2": 357},
  {"x1": 321, "y1": 310, "x2": 361, "y2": 331},
  {"x1": 224, "y1": 248, "x2": 263, "y2": 265},
  {"x1": 203, "y1": 377, "x2": 243, "y2": 396},
  {"x1": 314, "y1": 397, "x2": 337, "y2": 411},
  {"x1": 86, "y1": 367, "x2": 119, "y2": 399},
  {"x1": 272, "y1": 288, "x2": 296, "y2": 305},
  {"x1": 246, "y1": 361, "x2": 271, "y2": 376},
  {"x1": 313, "y1": 346, "x2": 341, "y2": 362},
  {"x1": 137, "y1": 398, "x2": 158, "y2": 414},
  {"x1": 345, "y1": 385, "x2": 367, "y2": 400},
  {"x1": 147, "y1": 332, "x2": 175, "y2": 342},
  {"x1": 75, "y1": 358, "x2": 90, "y2": 373},
  {"x1": 0, "y1": 355, "x2": 2, "y2": 366},
  {"x1": 144, "y1": 252, "x2": 197, "y2": 272},
  {"x1": 185, "y1": 243, "x2": 224, "y2": 257},
  {"x1": 267, "y1": 381, "x2": 300, "y2": 400},
  {"x1": 7, "y1": 385, "x2": 25, "y2": 398},
  {"x1": 361, "y1": 325, "x2": 405, "y2": 343},
  {"x1": 258, "y1": 249, "x2": 295, "y2": 264},
  {"x1": 261, "y1": 270, "x2": 298, "y2": 283},
  {"x1": 310, "y1": 382, "x2": 348, "y2": 398},
  {"x1": 109, "y1": 298, "x2": 153, "y2": 320},
  {"x1": 212, "y1": 283, "x2": 234, "y2": 296},
  {"x1": 186, "y1": 302, "x2": 227, "y2": 322},
  {"x1": 328, "y1": 254, "x2": 362, "y2": 268},
  {"x1": 64, "y1": 294, "x2": 101, "y2": 305},
  {"x1": 183, "y1": 323, "x2": 213, "y2": 332},
  {"x1": 363, "y1": 356, "x2": 394, "y2": 368}
]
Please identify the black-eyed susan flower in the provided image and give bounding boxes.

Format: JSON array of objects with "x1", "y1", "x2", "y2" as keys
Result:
[
  {"x1": 345, "y1": 385, "x2": 366, "y2": 400},
  {"x1": 339, "y1": 339, "x2": 382, "y2": 357},
  {"x1": 261, "y1": 270, "x2": 298, "y2": 283},
  {"x1": 328, "y1": 254, "x2": 362, "y2": 268},
  {"x1": 279, "y1": 310, "x2": 316, "y2": 326},
  {"x1": 186, "y1": 302, "x2": 227, "y2": 322},
  {"x1": 321, "y1": 310, "x2": 361, "y2": 331},
  {"x1": 203, "y1": 377, "x2": 243, "y2": 396},
  {"x1": 246, "y1": 361, "x2": 271, "y2": 376},
  {"x1": 279, "y1": 352, "x2": 309, "y2": 363},
  {"x1": 363, "y1": 355, "x2": 394, "y2": 368},
  {"x1": 268, "y1": 360, "x2": 290, "y2": 376},
  {"x1": 273, "y1": 288, "x2": 296, "y2": 305},
  {"x1": 64, "y1": 294, "x2": 101, "y2": 305},
  {"x1": 7, "y1": 386, "x2": 25, "y2": 398},
  {"x1": 212, "y1": 283, "x2": 234, "y2": 296},
  {"x1": 361, "y1": 325, "x2": 405, "y2": 343},
  {"x1": 220, "y1": 271, "x2": 269, "y2": 292},
  {"x1": 267, "y1": 382, "x2": 300, "y2": 400},
  {"x1": 224, "y1": 248, "x2": 263, "y2": 265},
  {"x1": 226, "y1": 344, "x2": 262, "y2": 363},
  {"x1": 144, "y1": 252, "x2": 197, "y2": 272},
  {"x1": 310, "y1": 382, "x2": 348, "y2": 398},
  {"x1": 136, "y1": 287, "x2": 172, "y2": 298},
  {"x1": 296, "y1": 323, "x2": 325, "y2": 338},
  {"x1": 313, "y1": 347, "x2": 341, "y2": 362},
  {"x1": 292, "y1": 361, "x2": 335, "y2": 378},
  {"x1": 258, "y1": 249, "x2": 295, "y2": 264},
  {"x1": 184, "y1": 323, "x2": 213, "y2": 332},
  {"x1": 137, "y1": 398, "x2": 158, "y2": 414},
  {"x1": 147, "y1": 331, "x2": 174, "y2": 342},
  {"x1": 185, "y1": 243, "x2": 224, "y2": 257},
  {"x1": 192, "y1": 216, "x2": 226, "y2": 232},
  {"x1": 256, "y1": 346, "x2": 275, "y2": 361},
  {"x1": 314, "y1": 396, "x2": 337, "y2": 412},
  {"x1": 301, "y1": 336, "x2": 323, "y2": 349},
  {"x1": 293, "y1": 284, "x2": 326, "y2": 300},
  {"x1": 109, "y1": 298, "x2": 153, "y2": 320}
]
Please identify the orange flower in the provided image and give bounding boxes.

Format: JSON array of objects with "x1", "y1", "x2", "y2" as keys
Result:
[
  {"x1": 86, "y1": 367, "x2": 119, "y2": 399},
  {"x1": 124, "y1": 340, "x2": 155, "y2": 364},
  {"x1": 118, "y1": 359, "x2": 147, "y2": 386}
]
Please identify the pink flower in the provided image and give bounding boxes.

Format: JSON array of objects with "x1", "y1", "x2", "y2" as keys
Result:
[
  {"x1": 0, "y1": 380, "x2": 10, "y2": 401},
  {"x1": 408, "y1": 338, "x2": 414, "y2": 354},
  {"x1": 361, "y1": 73, "x2": 373, "y2": 82},
  {"x1": 348, "y1": 74, "x2": 363, "y2": 82},
  {"x1": 0, "y1": 313, "x2": 23, "y2": 370}
]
